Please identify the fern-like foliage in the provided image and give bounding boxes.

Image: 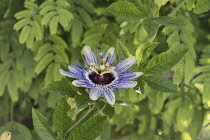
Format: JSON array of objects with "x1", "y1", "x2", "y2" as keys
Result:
[
  {"x1": 40, "y1": 0, "x2": 73, "y2": 35},
  {"x1": 14, "y1": 2, "x2": 43, "y2": 49},
  {"x1": 34, "y1": 35, "x2": 69, "y2": 85},
  {"x1": 82, "y1": 20, "x2": 120, "y2": 49}
]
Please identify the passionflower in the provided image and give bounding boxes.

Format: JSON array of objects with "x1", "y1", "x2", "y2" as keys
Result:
[{"x1": 60, "y1": 46, "x2": 142, "y2": 105}]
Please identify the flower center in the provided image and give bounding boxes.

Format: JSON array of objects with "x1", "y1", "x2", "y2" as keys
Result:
[{"x1": 89, "y1": 71, "x2": 115, "y2": 85}]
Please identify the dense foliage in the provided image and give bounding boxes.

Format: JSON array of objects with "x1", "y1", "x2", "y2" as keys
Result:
[{"x1": 0, "y1": 0, "x2": 210, "y2": 139}]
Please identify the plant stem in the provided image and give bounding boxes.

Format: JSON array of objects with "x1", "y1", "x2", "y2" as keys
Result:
[
  {"x1": 66, "y1": 105, "x2": 94, "y2": 135},
  {"x1": 168, "y1": 0, "x2": 188, "y2": 17}
]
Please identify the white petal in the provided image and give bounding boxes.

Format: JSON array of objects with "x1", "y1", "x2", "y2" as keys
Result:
[
  {"x1": 104, "y1": 89, "x2": 115, "y2": 105},
  {"x1": 72, "y1": 80, "x2": 89, "y2": 87},
  {"x1": 59, "y1": 69, "x2": 72, "y2": 77},
  {"x1": 105, "y1": 47, "x2": 115, "y2": 58},
  {"x1": 89, "y1": 88, "x2": 102, "y2": 100},
  {"x1": 133, "y1": 72, "x2": 143, "y2": 78},
  {"x1": 115, "y1": 56, "x2": 136, "y2": 73},
  {"x1": 116, "y1": 81, "x2": 137, "y2": 89},
  {"x1": 83, "y1": 46, "x2": 97, "y2": 64}
]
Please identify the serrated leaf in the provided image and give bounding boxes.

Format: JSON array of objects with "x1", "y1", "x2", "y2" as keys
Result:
[
  {"x1": 31, "y1": 21, "x2": 43, "y2": 41},
  {"x1": 75, "y1": 94, "x2": 89, "y2": 109},
  {"x1": 32, "y1": 108, "x2": 56, "y2": 140},
  {"x1": 145, "y1": 47, "x2": 188, "y2": 74},
  {"x1": 24, "y1": 2, "x2": 39, "y2": 11},
  {"x1": 34, "y1": 53, "x2": 54, "y2": 74},
  {"x1": 142, "y1": 18, "x2": 159, "y2": 41},
  {"x1": 143, "y1": 76, "x2": 177, "y2": 93},
  {"x1": 58, "y1": 9, "x2": 73, "y2": 21},
  {"x1": 107, "y1": 1, "x2": 147, "y2": 21},
  {"x1": 152, "y1": 16, "x2": 185, "y2": 27},
  {"x1": 53, "y1": 96, "x2": 72, "y2": 139},
  {"x1": 56, "y1": 0, "x2": 70, "y2": 8},
  {"x1": 136, "y1": 42, "x2": 159, "y2": 69},
  {"x1": 155, "y1": 0, "x2": 169, "y2": 7},
  {"x1": 116, "y1": 39, "x2": 131, "y2": 58},
  {"x1": 69, "y1": 116, "x2": 107, "y2": 140},
  {"x1": 44, "y1": 81, "x2": 77, "y2": 97},
  {"x1": 19, "y1": 25, "x2": 30, "y2": 44},
  {"x1": 48, "y1": 35, "x2": 68, "y2": 48},
  {"x1": 50, "y1": 16, "x2": 58, "y2": 35},
  {"x1": 193, "y1": 0, "x2": 210, "y2": 14}
]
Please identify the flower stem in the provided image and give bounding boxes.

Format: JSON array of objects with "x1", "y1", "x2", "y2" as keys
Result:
[
  {"x1": 66, "y1": 105, "x2": 94, "y2": 135},
  {"x1": 168, "y1": 0, "x2": 188, "y2": 17}
]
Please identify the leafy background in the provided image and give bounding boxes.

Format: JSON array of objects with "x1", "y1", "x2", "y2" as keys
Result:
[{"x1": 0, "y1": 0, "x2": 210, "y2": 139}]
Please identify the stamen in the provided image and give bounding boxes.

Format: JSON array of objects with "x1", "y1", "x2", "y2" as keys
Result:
[
  {"x1": 100, "y1": 71, "x2": 111, "y2": 75},
  {"x1": 89, "y1": 62, "x2": 99, "y2": 67},
  {"x1": 107, "y1": 66, "x2": 116, "y2": 70},
  {"x1": 89, "y1": 67, "x2": 99, "y2": 74}
]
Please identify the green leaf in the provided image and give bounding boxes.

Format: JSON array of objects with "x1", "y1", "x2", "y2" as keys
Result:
[
  {"x1": 189, "y1": 108, "x2": 204, "y2": 140},
  {"x1": 116, "y1": 39, "x2": 131, "y2": 58},
  {"x1": 44, "y1": 81, "x2": 77, "y2": 98},
  {"x1": 135, "y1": 42, "x2": 159, "y2": 69},
  {"x1": 7, "y1": 71, "x2": 19, "y2": 102},
  {"x1": 142, "y1": 18, "x2": 159, "y2": 41},
  {"x1": 176, "y1": 99, "x2": 194, "y2": 131},
  {"x1": 71, "y1": 20, "x2": 83, "y2": 48},
  {"x1": 96, "y1": 101, "x2": 115, "y2": 119},
  {"x1": 53, "y1": 96, "x2": 72, "y2": 139},
  {"x1": 32, "y1": 108, "x2": 56, "y2": 140},
  {"x1": 34, "y1": 53, "x2": 54, "y2": 74},
  {"x1": 142, "y1": 76, "x2": 177, "y2": 93},
  {"x1": 107, "y1": 1, "x2": 147, "y2": 21},
  {"x1": 152, "y1": 16, "x2": 185, "y2": 27},
  {"x1": 69, "y1": 116, "x2": 107, "y2": 140},
  {"x1": 0, "y1": 121, "x2": 32, "y2": 140},
  {"x1": 0, "y1": 70, "x2": 10, "y2": 96},
  {"x1": 193, "y1": 0, "x2": 210, "y2": 14},
  {"x1": 75, "y1": 94, "x2": 89, "y2": 109},
  {"x1": 203, "y1": 79, "x2": 210, "y2": 108},
  {"x1": 13, "y1": 18, "x2": 31, "y2": 31},
  {"x1": 145, "y1": 47, "x2": 188, "y2": 74},
  {"x1": 155, "y1": 0, "x2": 169, "y2": 7},
  {"x1": 50, "y1": 16, "x2": 58, "y2": 35},
  {"x1": 41, "y1": 11, "x2": 57, "y2": 25},
  {"x1": 19, "y1": 25, "x2": 30, "y2": 44}
]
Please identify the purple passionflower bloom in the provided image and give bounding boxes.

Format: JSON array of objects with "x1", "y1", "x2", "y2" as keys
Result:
[{"x1": 60, "y1": 46, "x2": 142, "y2": 105}]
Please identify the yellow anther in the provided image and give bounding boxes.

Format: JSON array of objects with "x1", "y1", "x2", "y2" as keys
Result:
[
  {"x1": 89, "y1": 63, "x2": 99, "y2": 67},
  {"x1": 99, "y1": 65, "x2": 106, "y2": 71},
  {"x1": 107, "y1": 66, "x2": 115, "y2": 70},
  {"x1": 89, "y1": 67, "x2": 99, "y2": 74},
  {"x1": 100, "y1": 71, "x2": 111, "y2": 75},
  {"x1": 105, "y1": 62, "x2": 109, "y2": 67}
]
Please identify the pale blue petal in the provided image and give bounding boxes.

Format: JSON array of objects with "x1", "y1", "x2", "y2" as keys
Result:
[
  {"x1": 83, "y1": 46, "x2": 98, "y2": 65},
  {"x1": 105, "y1": 47, "x2": 115, "y2": 65},
  {"x1": 89, "y1": 88, "x2": 102, "y2": 100},
  {"x1": 103, "y1": 89, "x2": 115, "y2": 105},
  {"x1": 115, "y1": 56, "x2": 136, "y2": 73},
  {"x1": 119, "y1": 72, "x2": 142, "y2": 81},
  {"x1": 72, "y1": 80, "x2": 90, "y2": 87},
  {"x1": 113, "y1": 81, "x2": 137, "y2": 89}
]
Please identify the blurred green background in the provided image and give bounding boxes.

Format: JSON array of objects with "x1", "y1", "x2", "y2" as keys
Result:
[{"x1": 0, "y1": 0, "x2": 210, "y2": 139}]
